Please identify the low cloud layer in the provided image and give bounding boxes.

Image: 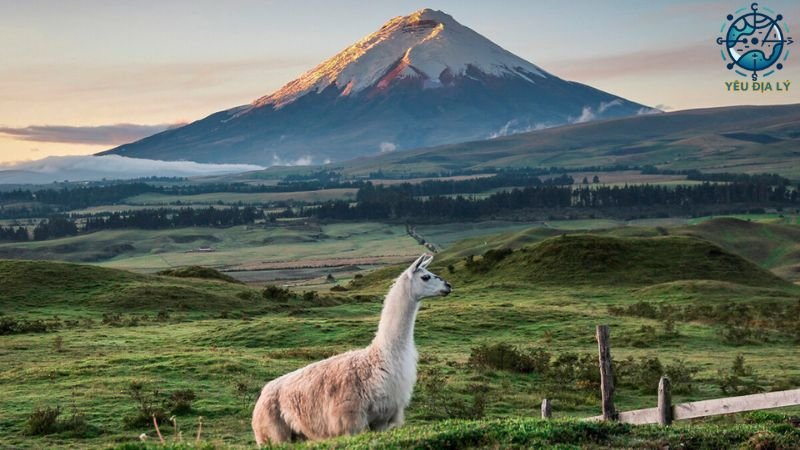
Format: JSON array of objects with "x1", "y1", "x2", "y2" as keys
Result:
[
  {"x1": 489, "y1": 120, "x2": 550, "y2": 139},
  {"x1": 0, "y1": 155, "x2": 263, "y2": 184},
  {"x1": 271, "y1": 154, "x2": 314, "y2": 166},
  {"x1": 0, "y1": 123, "x2": 182, "y2": 145},
  {"x1": 379, "y1": 141, "x2": 397, "y2": 153}
]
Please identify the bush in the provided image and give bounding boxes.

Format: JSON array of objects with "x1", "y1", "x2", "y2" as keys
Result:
[
  {"x1": 0, "y1": 316, "x2": 61, "y2": 335},
  {"x1": 468, "y1": 343, "x2": 550, "y2": 374},
  {"x1": 617, "y1": 356, "x2": 664, "y2": 393},
  {"x1": 24, "y1": 405, "x2": 93, "y2": 437},
  {"x1": 716, "y1": 354, "x2": 762, "y2": 395},
  {"x1": 25, "y1": 406, "x2": 61, "y2": 435},
  {"x1": 168, "y1": 389, "x2": 196, "y2": 415},
  {"x1": 262, "y1": 285, "x2": 291, "y2": 302},
  {"x1": 416, "y1": 366, "x2": 487, "y2": 420},
  {"x1": 123, "y1": 381, "x2": 167, "y2": 429},
  {"x1": 664, "y1": 359, "x2": 700, "y2": 394}
]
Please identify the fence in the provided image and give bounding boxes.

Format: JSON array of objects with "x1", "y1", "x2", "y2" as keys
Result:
[{"x1": 540, "y1": 325, "x2": 800, "y2": 425}]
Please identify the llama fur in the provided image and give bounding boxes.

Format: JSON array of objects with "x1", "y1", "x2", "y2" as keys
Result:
[{"x1": 252, "y1": 254, "x2": 451, "y2": 444}]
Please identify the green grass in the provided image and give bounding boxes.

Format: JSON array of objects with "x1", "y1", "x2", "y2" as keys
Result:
[
  {"x1": 420, "y1": 217, "x2": 800, "y2": 283},
  {"x1": 0, "y1": 222, "x2": 424, "y2": 273},
  {"x1": 2, "y1": 220, "x2": 800, "y2": 448},
  {"x1": 448, "y1": 234, "x2": 786, "y2": 288}
]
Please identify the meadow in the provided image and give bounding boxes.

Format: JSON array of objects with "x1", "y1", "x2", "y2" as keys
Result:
[{"x1": 2, "y1": 218, "x2": 800, "y2": 448}]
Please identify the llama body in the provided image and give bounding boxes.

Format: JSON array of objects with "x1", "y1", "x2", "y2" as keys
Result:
[{"x1": 252, "y1": 254, "x2": 450, "y2": 444}]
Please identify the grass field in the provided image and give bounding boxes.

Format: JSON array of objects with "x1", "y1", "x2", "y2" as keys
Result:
[
  {"x1": 0, "y1": 223, "x2": 424, "y2": 278},
  {"x1": 2, "y1": 218, "x2": 800, "y2": 448}
]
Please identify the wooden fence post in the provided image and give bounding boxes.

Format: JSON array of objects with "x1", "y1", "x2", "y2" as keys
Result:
[
  {"x1": 658, "y1": 376, "x2": 673, "y2": 426},
  {"x1": 596, "y1": 325, "x2": 617, "y2": 421},
  {"x1": 541, "y1": 399, "x2": 552, "y2": 419}
]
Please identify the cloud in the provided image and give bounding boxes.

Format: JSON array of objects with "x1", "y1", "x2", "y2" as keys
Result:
[
  {"x1": 0, "y1": 155, "x2": 263, "y2": 184},
  {"x1": 379, "y1": 141, "x2": 397, "y2": 153},
  {"x1": 489, "y1": 120, "x2": 550, "y2": 139},
  {"x1": 0, "y1": 123, "x2": 182, "y2": 146},
  {"x1": 271, "y1": 154, "x2": 314, "y2": 166},
  {"x1": 571, "y1": 106, "x2": 596, "y2": 124},
  {"x1": 637, "y1": 107, "x2": 662, "y2": 116},
  {"x1": 598, "y1": 99, "x2": 623, "y2": 114}
]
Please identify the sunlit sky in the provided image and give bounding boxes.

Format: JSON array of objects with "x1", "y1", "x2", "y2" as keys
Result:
[{"x1": 1, "y1": 0, "x2": 798, "y2": 163}]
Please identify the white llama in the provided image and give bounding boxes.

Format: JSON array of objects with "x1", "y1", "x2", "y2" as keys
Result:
[{"x1": 251, "y1": 254, "x2": 451, "y2": 444}]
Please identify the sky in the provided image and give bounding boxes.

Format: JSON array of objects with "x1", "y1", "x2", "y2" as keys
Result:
[{"x1": 1, "y1": 0, "x2": 798, "y2": 164}]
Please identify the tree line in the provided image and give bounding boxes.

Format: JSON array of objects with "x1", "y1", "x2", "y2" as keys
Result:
[
  {"x1": 83, "y1": 206, "x2": 262, "y2": 231},
  {"x1": 314, "y1": 182, "x2": 800, "y2": 220},
  {"x1": 0, "y1": 207, "x2": 262, "y2": 242}
]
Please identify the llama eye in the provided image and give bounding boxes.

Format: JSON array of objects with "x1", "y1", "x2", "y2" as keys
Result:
[{"x1": 421, "y1": 275, "x2": 431, "y2": 281}]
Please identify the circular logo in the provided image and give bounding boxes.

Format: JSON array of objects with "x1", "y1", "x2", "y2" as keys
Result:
[{"x1": 717, "y1": 3, "x2": 793, "y2": 81}]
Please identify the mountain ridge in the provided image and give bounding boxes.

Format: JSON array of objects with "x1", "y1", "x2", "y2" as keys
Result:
[{"x1": 334, "y1": 103, "x2": 800, "y2": 178}]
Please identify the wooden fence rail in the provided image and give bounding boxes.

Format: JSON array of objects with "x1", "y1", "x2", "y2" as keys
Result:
[
  {"x1": 584, "y1": 387, "x2": 800, "y2": 425},
  {"x1": 540, "y1": 326, "x2": 800, "y2": 425}
]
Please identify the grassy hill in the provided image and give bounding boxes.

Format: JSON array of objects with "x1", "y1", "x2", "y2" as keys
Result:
[
  {"x1": 420, "y1": 218, "x2": 800, "y2": 283},
  {"x1": 674, "y1": 218, "x2": 800, "y2": 282},
  {"x1": 338, "y1": 104, "x2": 800, "y2": 178},
  {"x1": 2, "y1": 220, "x2": 799, "y2": 448},
  {"x1": 444, "y1": 234, "x2": 787, "y2": 288},
  {"x1": 0, "y1": 260, "x2": 257, "y2": 313}
]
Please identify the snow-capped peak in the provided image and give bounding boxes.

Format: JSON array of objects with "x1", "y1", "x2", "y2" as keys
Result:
[{"x1": 250, "y1": 9, "x2": 548, "y2": 109}]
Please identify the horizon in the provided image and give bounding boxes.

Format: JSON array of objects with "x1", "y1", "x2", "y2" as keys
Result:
[{"x1": 1, "y1": 0, "x2": 799, "y2": 164}]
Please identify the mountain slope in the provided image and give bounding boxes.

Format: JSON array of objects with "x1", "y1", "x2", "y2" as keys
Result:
[
  {"x1": 101, "y1": 9, "x2": 646, "y2": 165},
  {"x1": 338, "y1": 103, "x2": 800, "y2": 178}
]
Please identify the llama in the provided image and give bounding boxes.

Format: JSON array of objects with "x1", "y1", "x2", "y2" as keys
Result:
[{"x1": 252, "y1": 254, "x2": 451, "y2": 445}]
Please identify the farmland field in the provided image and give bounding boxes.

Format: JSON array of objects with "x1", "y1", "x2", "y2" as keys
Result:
[{"x1": 124, "y1": 188, "x2": 358, "y2": 206}]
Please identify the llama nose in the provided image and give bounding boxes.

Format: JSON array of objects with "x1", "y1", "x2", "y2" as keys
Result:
[{"x1": 444, "y1": 281, "x2": 452, "y2": 290}]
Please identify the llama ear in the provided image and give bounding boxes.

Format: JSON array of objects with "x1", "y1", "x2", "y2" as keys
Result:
[{"x1": 411, "y1": 253, "x2": 433, "y2": 273}]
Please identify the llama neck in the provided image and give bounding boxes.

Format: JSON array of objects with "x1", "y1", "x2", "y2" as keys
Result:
[{"x1": 371, "y1": 278, "x2": 419, "y2": 357}]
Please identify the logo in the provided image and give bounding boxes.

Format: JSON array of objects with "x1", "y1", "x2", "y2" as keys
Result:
[{"x1": 717, "y1": 3, "x2": 793, "y2": 83}]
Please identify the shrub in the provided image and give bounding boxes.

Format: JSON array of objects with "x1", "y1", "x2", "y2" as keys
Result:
[
  {"x1": 262, "y1": 285, "x2": 291, "y2": 302},
  {"x1": 617, "y1": 356, "x2": 664, "y2": 393},
  {"x1": 716, "y1": 354, "x2": 762, "y2": 395},
  {"x1": 168, "y1": 389, "x2": 196, "y2": 415},
  {"x1": 416, "y1": 366, "x2": 487, "y2": 420},
  {"x1": 25, "y1": 406, "x2": 61, "y2": 435},
  {"x1": 664, "y1": 359, "x2": 700, "y2": 394},
  {"x1": 233, "y1": 379, "x2": 259, "y2": 410},
  {"x1": 0, "y1": 316, "x2": 61, "y2": 335},
  {"x1": 468, "y1": 343, "x2": 550, "y2": 374},
  {"x1": 123, "y1": 381, "x2": 167, "y2": 429}
]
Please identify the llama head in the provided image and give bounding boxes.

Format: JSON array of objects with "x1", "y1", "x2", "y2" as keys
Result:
[{"x1": 404, "y1": 253, "x2": 451, "y2": 300}]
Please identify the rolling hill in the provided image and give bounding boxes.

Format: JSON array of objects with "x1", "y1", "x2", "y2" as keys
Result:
[{"x1": 338, "y1": 104, "x2": 800, "y2": 178}]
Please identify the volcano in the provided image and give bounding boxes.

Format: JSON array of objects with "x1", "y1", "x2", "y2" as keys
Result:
[{"x1": 102, "y1": 9, "x2": 649, "y2": 165}]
